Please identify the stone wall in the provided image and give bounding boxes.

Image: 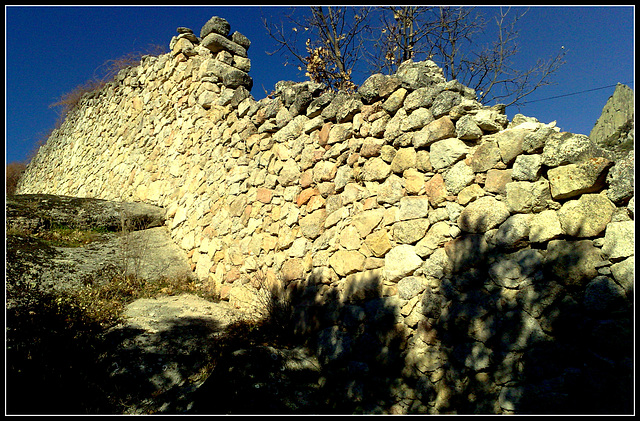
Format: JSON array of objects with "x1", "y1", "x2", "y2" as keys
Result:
[{"x1": 17, "y1": 16, "x2": 634, "y2": 414}]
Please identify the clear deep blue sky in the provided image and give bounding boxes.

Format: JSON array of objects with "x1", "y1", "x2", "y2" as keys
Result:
[{"x1": 5, "y1": 5, "x2": 635, "y2": 165}]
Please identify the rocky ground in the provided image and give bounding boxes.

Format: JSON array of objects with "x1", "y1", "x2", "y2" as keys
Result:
[{"x1": 5, "y1": 194, "x2": 302, "y2": 414}]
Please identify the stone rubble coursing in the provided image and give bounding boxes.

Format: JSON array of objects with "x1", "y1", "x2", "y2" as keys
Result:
[{"x1": 15, "y1": 16, "x2": 634, "y2": 415}]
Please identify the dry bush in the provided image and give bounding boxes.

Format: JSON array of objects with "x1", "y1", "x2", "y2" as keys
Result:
[
  {"x1": 49, "y1": 44, "x2": 167, "y2": 125},
  {"x1": 6, "y1": 162, "x2": 27, "y2": 195}
]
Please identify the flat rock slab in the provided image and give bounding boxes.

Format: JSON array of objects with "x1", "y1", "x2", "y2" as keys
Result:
[
  {"x1": 6, "y1": 227, "x2": 193, "y2": 302},
  {"x1": 102, "y1": 294, "x2": 245, "y2": 414},
  {"x1": 6, "y1": 194, "x2": 165, "y2": 232},
  {"x1": 6, "y1": 194, "x2": 191, "y2": 306},
  {"x1": 122, "y1": 293, "x2": 241, "y2": 333}
]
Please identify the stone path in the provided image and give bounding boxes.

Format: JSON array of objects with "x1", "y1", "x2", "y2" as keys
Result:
[{"x1": 101, "y1": 293, "x2": 245, "y2": 414}]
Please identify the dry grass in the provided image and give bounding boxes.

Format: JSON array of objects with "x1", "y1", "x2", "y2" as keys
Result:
[{"x1": 49, "y1": 44, "x2": 167, "y2": 128}]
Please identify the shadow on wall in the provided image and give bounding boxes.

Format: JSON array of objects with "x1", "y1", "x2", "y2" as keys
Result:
[
  {"x1": 5, "y1": 217, "x2": 633, "y2": 414},
  {"x1": 193, "y1": 212, "x2": 633, "y2": 415},
  {"x1": 192, "y1": 271, "x2": 411, "y2": 414}
]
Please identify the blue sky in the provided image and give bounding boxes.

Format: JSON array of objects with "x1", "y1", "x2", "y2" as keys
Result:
[{"x1": 5, "y1": 6, "x2": 635, "y2": 165}]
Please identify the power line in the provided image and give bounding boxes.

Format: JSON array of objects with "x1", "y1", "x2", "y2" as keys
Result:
[{"x1": 521, "y1": 81, "x2": 635, "y2": 105}]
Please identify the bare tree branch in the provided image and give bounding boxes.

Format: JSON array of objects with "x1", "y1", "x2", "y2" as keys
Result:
[
  {"x1": 262, "y1": 6, "x2": 566, "y2": 104},
  {"x1": 262, "y1": 6, "x2": 370, "y2": 91}
]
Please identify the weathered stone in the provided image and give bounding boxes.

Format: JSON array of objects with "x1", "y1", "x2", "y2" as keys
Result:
[
  {"x1": 601, "y1": 220, "x2": 635, "y2": 260},
  {"x1": 557, "y1": 193, "x2": 616, "y2": 237},
  {"x1": 429, "y1": 137, "x2": 469, "y2": 170},
  {"x1": 545, "y1": 239, "x2": 603, "y2": 288},
  {"x1": 590, "y1": 83, "x2": 634, "y2": 152},
  {"x1": 403, "y1": 168, "x2": 425, "y2": 195},
  {"x1": 398, "y1": 196, "x2": 431, "y2": 221},
  {"x1": 390, "y1": 147, "x2": 417, "y2": 174},
  {"x1": 583, "y1": 276, "x2": 626, "y2": 313},
  {"x1": 547, "y1": 157, "x2": 613, "y2": 199},
  {"x1": 171, "y1": 37, "x2": 196, "y2": 57},
  {"x1": 458, "y1": 196, "x2": 510, "y2": 233},
  {"x1": 364, "y1": 229, "x2": 392, "y2": 258},
  {"x1": 385, "y1": 244, "x2": 423, "y2": 282},
  {"x1": 341, "y1": 269, "x2": 384, "y2": 301},
  {"x1": 327, "y1": 122, "x2": 352, "y2": 144},
  {"x1": 516, "y1": 281, "x2": 565, "y2": 319},
  {"x1": 336, "y1": 96, "x2": 363, "y2": 123},
  {"x1": 505, "y1": 179, "x2": 552, "y2": 214},
  {"x1": 511, "y1": 154, "x2": 543, "y2": 181},
  {"x1": 312, "y1": 160, "x2": 338, "y2": 183},
  {"x1": 473, "y1": 108, "x2": 507, "y2": 133},
  {"x1": 415, "y1": 221, "x2": 450, "y2": 257},
  {"x1": 456, "y1": 114, "x2": 482, "y2": 140},
  {"x1": 281, "y1": 258, "x2": 306, "y2": 282},
  {"x1": 201, "y1": 32, "x2": 248, "y2": 58},
  {"x1": 443, "y1": 160, "x2": 475, "y2": 195},
  {"x1": 231, "y1": 31, "x2": 251, "y2": 50},
  {"x1": 529, "y1": 210, "x2": 563, "y2": 243},
  {"x1": 377, "y1": 174, "x2": 405, "y2": 205},
  {"x1": 383, "y1": 108, "x2": 406, "y2": 141},
  {"x1": 200, "y1": 16, "x2": 231, "y2": 38},
  {"x1": 299, "y1": 208, "x2": 327, "y2": 239},
  {"x1": 444, "y1": 234, "x2": 489, "y2": 273},
  {"x1": 357, "y1": 73, "x2": 387, "y2": 103},
  {"x1": 329, "y1": 249, "x2": 366, "y2": 277},
  {"x1": 401, "y1": 107, "x2": 434, "y2": 132},
  {"x1": 494, "y1": 129, "x2": 528, "y2": 165},
  {"x1": 404, "y1": 86, "x2": 440, "y2": 112},
  {"x1": 396, "y1": 59, "x2": 446, "y2": 89},
  {"x1": 382, "y1": 87, "x2": 408, "y2": 114},
  {"x1": 610, "y1": 256, "x2": 634, "y2": 296},
  {"x1": 351, "y1": 208, "x2": 385, "y2": 238},
  {"x1": 199, "y1": 57, "x2": 252, "y2": 89},
  {"x1": 489, "y1": 249, "x2": 544, "y2": 289},
  {"x1": 360, "y1": 137, "x2": 385, "y2": 158},
  {"x1": 393, "y1": 218, "x2": 430, "y2": 244},
  {"x1": 431, "y1": 90, "x2": 462, "y2": 118},
  {"x1": 606, "y1": 150, "x2": 634, "y2": 204},
  {"x1": 322, "y1": 92, "x2": 353, "y2": 121},
  {"x1": 361, "y1": 157, "x2": 391, "y2": 181},
  {"x1": 493, "y1": 213, "x2": 533, "y2": 249},
  {"x1": 339, "y1": 225, "x2": 361, "y2": 250},
  {"x1": 6, "y1": 196, "x2": 191, "y2": 294},
  {"x1": 277, "y1": 159, "x2": 301, "y2": 187},
  {"x1": 484, "y1": 169, "x2": 513, "y2": 195},
  {"x1": 14, "y1": 24, "x2": 635, "y2": 416},
  {"x1": 424, "y1": 173, "x2": 449, "y2": 206},
  {"x1": 457, "y1": 183, "x2": 484, "y2": 206},
  {"x1": 413, "y1": 116, "x2": 456, "y2": 148},
  {"x1": 255, "y1": 187, "x2": 273, "y2": 204},
  {"x1": 307, "y1": 91, "x2": 334, "y2": 118},
  {"x1": 468, "y1": 139, "x2": 501, "y2": 173},
  {"x1": 397, "y1": 276, "x2": 427, "y2": 300},
  {"x1": 542, "y1": 131, "x2": 610, "y2": 167}
]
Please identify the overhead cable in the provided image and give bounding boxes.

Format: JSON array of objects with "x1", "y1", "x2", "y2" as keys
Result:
[{"x1": 521, "y1": 81, "x2": 634, "y2": 105}]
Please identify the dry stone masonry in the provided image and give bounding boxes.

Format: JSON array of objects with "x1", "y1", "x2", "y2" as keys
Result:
[{"x1": 17, "y1": 16, "x2": 634, "y2": 414}]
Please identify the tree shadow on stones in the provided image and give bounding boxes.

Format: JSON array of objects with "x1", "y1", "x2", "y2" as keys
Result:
[
  {"x1": 415, "y1": 212, "x2": 634, "y2": 414},
  {"x1": 191, "y1": 211, "x2": 633, "y2": 415},
  {"x1": 190, "y1": 271, "x2": 413, "y2": 414}
]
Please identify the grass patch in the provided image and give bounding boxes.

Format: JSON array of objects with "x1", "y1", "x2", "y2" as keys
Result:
[{"x1": 31, "y1": 224, "x2": 111, "y2": 247}]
